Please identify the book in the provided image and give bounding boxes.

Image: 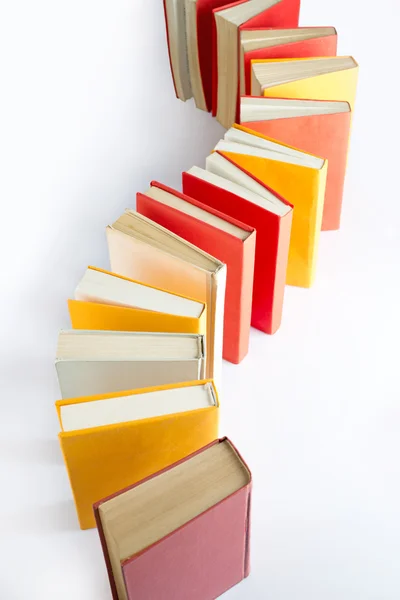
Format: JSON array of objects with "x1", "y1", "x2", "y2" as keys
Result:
[
  {"x1": 56, "y1": 380, "x2": 219, "y2": 529},
  {"x1": 212, "y1": 125, "x2": 328, "y2": 288},
  {"x1": 212, "y1": 0, "x2": 301, "y2": 128},
  {"x1": 107, "y1": 210, "x2": 226, "y2": 386},
  {"x1": 55, "y1": 330, "x2": 206, "y2": 398},
  {"x1": 186, "y1": 0, "x2": 237, "y2": 111},
  {"x1": 136, "y1": 181, "x2": 256, "y2": 363},
  {"x1": 163, "y1": 0, "x2": 192, "y2": 102},
  {"x1": 240, "y1": 26, "x2": 337, "y2": 96},
  {"x1": 240, "y1": 97, "x2": 351, "y2": 230},
  {"x1": 183, "y1": 164, "x2": 292, "y2": 334},
  {"x1": 251, "y1": 56, "x2": 359, "y2": 111},
  {"x1": 68, "y1": 266, "x2": 206, "y2": 333},
  {"x1": 94, "y1": 437, "x2": 251, "y2": 600}
]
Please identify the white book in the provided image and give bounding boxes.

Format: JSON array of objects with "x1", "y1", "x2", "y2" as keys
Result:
[{"x1": 55, "y1": 330, "x2": 206, "y2": 398}]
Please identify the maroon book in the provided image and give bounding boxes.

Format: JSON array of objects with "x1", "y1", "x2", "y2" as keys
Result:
[{"x1": 94, "y1": 438, "x2": 252, "y2": 600}]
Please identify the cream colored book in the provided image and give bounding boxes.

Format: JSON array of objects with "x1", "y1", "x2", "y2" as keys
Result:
[
  {"x1": 107, "y1": 210, "x2": 226, "y2": 387},
  {"x1": 55, "y1": 330, "x2": 206, "y2": 398}
]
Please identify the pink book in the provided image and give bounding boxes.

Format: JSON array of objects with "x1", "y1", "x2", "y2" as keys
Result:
[{"x1": 94, "y1": 438, "x2": 252, "y2": 600}]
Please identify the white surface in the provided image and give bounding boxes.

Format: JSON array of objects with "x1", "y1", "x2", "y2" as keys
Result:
[
  {"x1": 1, "y1": 0, "x2": 399, "y2": 599},
  {"x1": 59, "y1": 383, "x2": 214, "y2": 431}
]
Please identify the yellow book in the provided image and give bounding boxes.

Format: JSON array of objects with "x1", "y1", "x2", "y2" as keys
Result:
[
  {"x1": 250, "y1": 56, "x2": 359, "y2": 111},
  {"x1": 210, "y1": 125, "x2": 327, "y2": 288},
  {"x1": 68, "y1": 266, "x2": 207, "y2": 335},
  {"x1": 56, "y1": 380, "x2": 219, "y2": 529}
]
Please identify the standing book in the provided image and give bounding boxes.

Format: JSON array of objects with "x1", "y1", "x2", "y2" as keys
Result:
[
  {"x1": 251, "y1": 56, "x2": 359, "y2": 112},
  {"x1": 212, "y1": 125, "x2": 328, "y2": 288},
  {"x1": 94, "y1": 437, "x2": 252, "y2": 600},
  {"x1": 107, "y1": 210, "x2": 226, "y2": 386},
  {"x1": 240, "y1": 97, "x2": 351, "y2": 230},
  {"x1": 185, "y1": 0, "x2": 238, "y2": 111},
  {"x1": 183, "y1": 163, "x2": 292, "y2": 334},
  {"x1": 68, "y1": 266, "x2": 206, "y2": 335},
  {"x1": 240, "y1": 26, "x2": 337, "y2": 96},
  {"x1": 57, "y1": 380, "x2": 219, "y2": 529},
  {"x1": 136, "y1": 181, "x2": 256, "y2": 363},
  {"x1": 55, "y1": 330, "x2": 206, "y2": 398}
]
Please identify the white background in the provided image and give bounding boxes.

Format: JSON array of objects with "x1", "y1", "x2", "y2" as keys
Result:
[{"x1": 1, "y1": 0, "x2": 400, "y2": 598}]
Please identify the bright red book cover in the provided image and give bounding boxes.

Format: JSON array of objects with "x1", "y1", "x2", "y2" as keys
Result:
[
  {"x1": 136, "y1": 182, "x2": 256, "y2": 364},
  {"x1": 241, "y1": 109, "x2": 351, "y2": 230},
  {"x1": 183, "y1": 163, "x2": 293, "y2": 334},
  {"x1": 196, "y1": 0, "x2": 232, "y2": 111},
  {"x1": 242, "y1": 32, "x2": 338, "y2": 95},
  {"x1": 211, "y1": 0, "x2": 301, "y2": 115},
  {"x1": 94, "y1": 437, "x2": 252, "y2": 600}
]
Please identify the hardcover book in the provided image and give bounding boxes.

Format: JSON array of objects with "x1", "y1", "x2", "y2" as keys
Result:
[
  {"x1": 183, "y1": 163, "x2": 292, "y2": 334},
  {"x1": 94, "y1": 437, "x2": 252, "y2": 600},
  {"x1": 163, "y1": 0, "x2": 300, "y2": 112},
  {"x1": 185, "y1": 0, "x2": 238, "y2": 110},
  {"x1": 136, "y1": 181, "x2": 256, "y2": 363},
  {"x1": 251, "y1": 56, "x2": 359, "y2": 112},
  {"x1": 55, "y1": 330, "x2": 206, "y2": 398},
  {"x1": 240, "y1": 97, "x2": 351, "y2": 230},
  {"x1": 68, "y1": 266, "x2": 206, "y2": 335},
  {"x1": 57, "y1": 380, "x2": 219, "y2": 529},
  {"x1": 212, "y1": 0, "x2": 301, "y2": 127},
  {"x1": 240, "y1": 26, "x2": 337, "y2": 96},
  {"x1": 106, "y1": 211, "x2": 226, "y2": 386},
  {"x1": 212, "y1": 125, "x2": 328, "y2": 288}
]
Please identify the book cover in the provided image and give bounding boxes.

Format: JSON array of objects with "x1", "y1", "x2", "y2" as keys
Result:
[
  {"x1": 241, "y1": 106, "x2": 351, "y2": 230},
  {"x1": 242, "y1": 32, "x2": 338, "y2": 95},
  {"x1": 219, "y1": 125, "x2": 328, "y2": 288},
  {"x1": 94, "y1": 437, "x2": 252, "y2": 600},
  {"x1": 57, "y1": 380, "x2": 219, "y2": 530},
  {"x1": 68, "y1": 293, "x2": 206, "y2": 336},
  {"x1": 192, "y1": 0, "x2": 230, "y2": 111},
  {"x1": 106, "y1": 214, "x2": 226, "y2": 386},
  {"x1": 137, "y1": 181, "x2": 256, "y2": 363},
  {"x1": 255, "y1": 57, "x2": 359, "y2": 111},
  {"x1": 55, "y1": 331, "x2": 206, "y2": 398},
  {"x1": 183, "y1": 168, "x2": 292, "y2": 334}
]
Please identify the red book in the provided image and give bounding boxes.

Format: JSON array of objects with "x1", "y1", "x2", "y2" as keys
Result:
[
  {"x1": 240, "y1": 97, "x2": 352, "y2": 230},
  {"x1": 94, "y1": 437, "x2": 252, "y2": 600},
  {"x1": 211, "y1": 0, "x2": 301, "y2": 124},
  {"x1": 136, "y1": 181, "x2": 256, "y2": 364},
  {"x1": 241, "y1": 28, "x2": 338, "y2": 96},
  {"x1": 193, "y1": 0, "x2": 234, "y2": 111},
  {"x1": 183, "y1": 158, "x2": 293, "y2": 334}
]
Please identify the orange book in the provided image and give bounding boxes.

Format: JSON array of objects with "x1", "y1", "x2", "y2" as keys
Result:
[
  {"x1": 136, "y1": 181, "x2": 256, "y2": 364},
  {"x1": 68, "y1": 266, "x2": 206, "y2": 335},
  {"x1": 240, "y1": 97, "x2": 351, "y2": 230},
  {"x1": 213, "y1": 125, "x2": 327, "y2": 288},
  {"x1": 56, "y1": 380, "x2": 219, "y2": 529}
]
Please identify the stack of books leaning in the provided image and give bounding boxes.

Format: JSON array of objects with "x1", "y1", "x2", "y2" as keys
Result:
[{"x1": 54, "y1": 1, "x2": 359, "y2": 598}]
